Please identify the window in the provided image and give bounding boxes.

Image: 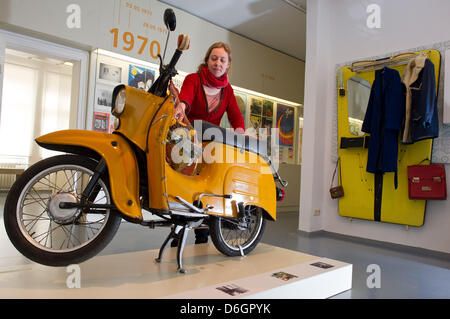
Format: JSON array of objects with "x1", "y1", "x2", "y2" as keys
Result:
[{"x1": 0, "y1": 49, "x2": 73, "y2": 165}]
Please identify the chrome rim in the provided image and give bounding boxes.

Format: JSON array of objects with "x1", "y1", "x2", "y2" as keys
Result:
[
  {"x1": 218, "y1": 207, "x2": 263, "y2": 251},
  {"x1": 16, "y1": 164, "x2": 111, "y2": 253}
]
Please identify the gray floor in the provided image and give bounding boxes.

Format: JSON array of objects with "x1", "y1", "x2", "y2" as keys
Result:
[
  {"x1": 260, "y1": 212, "x2": 450, "y2": 299},
  {"x1": 1, "y1": 189, "x2": 449, "y2": 298}
]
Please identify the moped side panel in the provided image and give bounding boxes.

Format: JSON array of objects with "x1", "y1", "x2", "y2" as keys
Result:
[
  {"x1": 145, "y1": 94, "x2": 174, "y2": 211},
  {"x1": 164, "y1": 142, "x2": 276, "y2": 220},
  {"x1": 35, "y1": 130, "x2": 142, "y2": 220}
]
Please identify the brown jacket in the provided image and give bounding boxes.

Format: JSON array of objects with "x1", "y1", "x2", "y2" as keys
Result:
[{"x1": 401, "y1": 55, "x2": 427, "y2": 144}]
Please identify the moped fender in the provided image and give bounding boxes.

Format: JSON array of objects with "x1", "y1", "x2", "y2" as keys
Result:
[{"x1": 35, "y1": 130, "x2": 142, "y2": 220}]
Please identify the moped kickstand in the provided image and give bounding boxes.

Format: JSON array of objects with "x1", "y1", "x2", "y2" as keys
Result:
[{"x1": 155, "y1": 219, "x2": 203, "y2": 273}]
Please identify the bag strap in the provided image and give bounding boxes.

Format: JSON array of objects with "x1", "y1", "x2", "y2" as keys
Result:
[
  {"x1": 331, "y1": 158, "x2": 342, "y2": 188},
  {"x1": 415, "y1": 158, "x2": 430, "y2": 165}
]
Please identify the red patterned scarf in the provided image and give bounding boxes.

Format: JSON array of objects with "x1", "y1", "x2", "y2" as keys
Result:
[{"x1": 200, "y1": 65, "x2": 228, "y2": 89}]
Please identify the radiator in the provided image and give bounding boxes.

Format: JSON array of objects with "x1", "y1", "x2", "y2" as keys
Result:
[{"x1": 0, "y1": 164, "x2": 24, "y2": 190}]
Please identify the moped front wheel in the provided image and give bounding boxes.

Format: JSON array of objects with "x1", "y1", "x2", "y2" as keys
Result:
[
  {"x1": 3, "y1": 155, "x2": 121, "y2": 266},
  {"x1": 209, "y1": 206, "x2": 266, "y2": 257}
]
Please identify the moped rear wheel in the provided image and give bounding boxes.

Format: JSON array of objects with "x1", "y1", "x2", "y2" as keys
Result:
[
  {"x1": 3, "y1": 155, "x2": 121, "y2": 266},
  {"x1": 209, "y1": 206, "x2": 266, "y2": 257}
]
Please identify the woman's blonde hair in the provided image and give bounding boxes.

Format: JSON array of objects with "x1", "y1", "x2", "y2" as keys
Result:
[{"x1": 197, "y1": 42, "x2": 232, "y2": 74}]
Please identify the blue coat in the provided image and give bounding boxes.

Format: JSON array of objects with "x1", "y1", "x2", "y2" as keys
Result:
[{"x1": 362, "y1": 67, "x2": 404, "y2": 187}]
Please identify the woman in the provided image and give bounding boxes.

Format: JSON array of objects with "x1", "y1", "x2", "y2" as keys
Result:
[
  {"x1": 174, "y1": 42, "x2": 245, "y2": 131},
  {"x1": 172, "y1": 42, "x2": 245, "y2": 245}
]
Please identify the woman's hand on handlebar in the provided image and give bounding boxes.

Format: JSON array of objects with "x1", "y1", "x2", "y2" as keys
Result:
[
  {"x1": 168, "y1": 80, "x2": 187, "y2": 122},
  {"x1": 174, "y1": 102, "x2": 187, "y2": 122}
]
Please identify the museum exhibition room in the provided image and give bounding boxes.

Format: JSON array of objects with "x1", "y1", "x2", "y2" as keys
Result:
[{"x1": 0, "y1": 0, "x2": 449, "y2": 306}]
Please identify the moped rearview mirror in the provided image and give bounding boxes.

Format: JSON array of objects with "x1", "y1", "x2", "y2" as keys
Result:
[
  {"x1": 162, "y1": 8, "x2": 176, "y2": 63},
  {"x1": 164, "y1": 8, "x2": 176, "y2": 31}
]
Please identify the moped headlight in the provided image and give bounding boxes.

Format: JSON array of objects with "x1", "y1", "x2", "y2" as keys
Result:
[{"x1": 113, "y1": 89, "x2": 126, "y2": 116}]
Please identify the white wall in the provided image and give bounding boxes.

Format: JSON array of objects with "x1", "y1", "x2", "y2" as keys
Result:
[{"x1": 301, "y1": 0, "x2": 450, "y2": 253}]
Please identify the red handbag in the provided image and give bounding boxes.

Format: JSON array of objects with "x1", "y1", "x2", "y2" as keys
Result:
[{"x1": 407, "y1": 164, "x2": 447, "y2": 200}]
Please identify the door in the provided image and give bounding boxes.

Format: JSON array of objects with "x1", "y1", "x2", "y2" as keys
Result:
[
  {"x1": 0, "y1": 30, "x2": 88, "y2": 263},
  {"x1": 0, "y1": 30, "x2": 88, "y2": 187}
]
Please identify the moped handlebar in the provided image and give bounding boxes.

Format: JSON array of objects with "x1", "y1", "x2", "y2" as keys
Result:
[
  {"x1": 168, "y1": 49, "x2": 182, "y2": 71},
  {"x1": 147, "y1": 34, "x2": 190, "y2": 97}
]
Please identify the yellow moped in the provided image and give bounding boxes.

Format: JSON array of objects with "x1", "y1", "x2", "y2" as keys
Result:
[{"x1": 3, "y1": 9, "x2": 287, "y2": 273}]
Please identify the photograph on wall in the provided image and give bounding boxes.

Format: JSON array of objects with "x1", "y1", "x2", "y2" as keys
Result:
[
  {"x1": 250, "y1": 97, "x2": 263, "y2": 115},
  {"x1": 128, "y1": 65, "x2": 155, "y2": 91},
  {"x1": 261, "y1": 116, "x2": 273, "y2": 156},
  {"x1": 221, "y1": 91, "x2": 247, "y2": 129},
  {"x1": 272, "y1": 271, "x2": 298, "y2": 281},
  {"x1": 249, "y1": 114, "x2": 262, "y2": 131},
  {"x1": 249, "y1": 96, "x2": 265, "y2": 137},
  {"x1": 276, "y1": 104, "x2": 295, "y2": 147},
  {"x1": 95, "y1": 84, "x2": 114, "y2": 107},
  {"x1": 235, "y1": 91, "x2": 247, "y2": 119},
  {"x1": 262, "y1": 99, "x2": 273, "y2": 118},
  {"x1": 216, "y1": 284, "x2": 249, "y2": 296},
  {"x1": 92, "y1": 112, "x2": 110, "y2": 132},
  {"x1": 99, "y1": 63, "x2": 122, "y2": 83}
]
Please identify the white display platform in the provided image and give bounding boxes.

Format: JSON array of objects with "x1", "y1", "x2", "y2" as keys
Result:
[{"x1": 0, "y1": 243, "x2": 352, "y2": 299}]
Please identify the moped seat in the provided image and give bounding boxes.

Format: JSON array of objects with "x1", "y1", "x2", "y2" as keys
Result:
[{"x1": 192, "y1": 120, "x2": 268, "y2": 157}]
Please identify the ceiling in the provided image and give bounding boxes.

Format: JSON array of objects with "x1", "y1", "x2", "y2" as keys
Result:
[{"x1": 158, "y1": 0, "x2": 307, "y2": 61}]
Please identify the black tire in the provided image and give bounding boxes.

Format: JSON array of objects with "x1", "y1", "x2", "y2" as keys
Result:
[
  {"x1": 209, "y1": 206, "x2": 266, "y2": 257},
  {"x1": 3, "y1": 155, "x2": 122, "y2": 266}
]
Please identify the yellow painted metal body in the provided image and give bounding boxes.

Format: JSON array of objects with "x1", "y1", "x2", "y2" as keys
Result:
[
  {"x1": 35, "y1": 130, "x2": 142, "y2": 220},
  {"x1": 163, "y1": 143, "x2": 277, "y2": 219},
  {"x1": 36, "y1": 85, "x2": 276, "y2": 222},
  {"x1": 114, "y1": 85, "x2": 172, "y2": 151},
  {"x1": 337, "y1": 49, "x2": 440, "y2": 226}
]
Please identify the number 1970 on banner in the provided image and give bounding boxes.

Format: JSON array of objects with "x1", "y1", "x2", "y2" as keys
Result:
[{"x1": 110, "y1": 28, "x2": 161, "y2": 59}]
